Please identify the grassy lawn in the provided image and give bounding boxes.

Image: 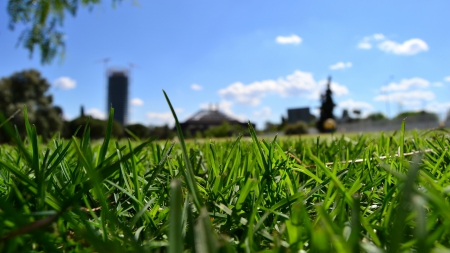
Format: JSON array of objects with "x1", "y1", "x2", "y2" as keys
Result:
[{"x1": 1, "y1": 99, "x2": 450, "y2": 252}]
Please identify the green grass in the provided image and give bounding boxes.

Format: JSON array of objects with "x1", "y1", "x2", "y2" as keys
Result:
[{"x1": 1, "y1": 94, "x2": 450, "y2": 252}]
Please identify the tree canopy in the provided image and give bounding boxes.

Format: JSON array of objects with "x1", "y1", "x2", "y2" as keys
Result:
[
  {"x1": 125, "y1": 123, "x2": 149, "y2": 140},
  {"x1": 366, "y1": 112, "x2": 387, "y2": 121},
  {"x1": 7, "y1": 0, "x2": 121, "y2": 64},
  {"x1": 0, "y1": 69, "x2": 64, "y2": 142},
  {"x1": 63, "y1": 115, "x2": 124, "y2": 139},
  {"x1": 395, "y1": 110, "x2": 438, "y2": 121},
  {"x1": 316, "y1": 76, "x2": 336, "y2": 133}
]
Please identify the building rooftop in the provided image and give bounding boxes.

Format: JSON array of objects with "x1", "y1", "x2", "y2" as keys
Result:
[{"x1": 185, "y1": 109, "x2": 239, "y2": 124}]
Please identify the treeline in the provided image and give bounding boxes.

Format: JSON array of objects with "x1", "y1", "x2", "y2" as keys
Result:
[
  {"x1": 0, "y1": 69, "x2": 249, "y2": 143},
  {"x1": 62, "y1": 117, "x2": 175, "y2": 140},
  {"x1": 0, "y1": 69, "x2": 177, "y2": 143},
  {"x1": 0, "y1": 69, "x2": 441, "y2": 142}
]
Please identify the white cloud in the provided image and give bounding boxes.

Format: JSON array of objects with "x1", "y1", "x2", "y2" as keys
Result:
[
  {"x1": 444, "y1": 76, "x2": 450, "y2": 82},
  {"x1": 338, "y1": 99, "x2": 374, "y2": 110},
  {"x1": 311, "y1": 108, "x2": 320, "y2": 118},
  {"x1": 191, "y1": 84, "x2": 203, "y2": 91},
  {"x1": 53, "y1": 76, "x2": 76, "y2": 90},
  {"x1": 426, "y1": 102, "x2": 450, "y2": 120},
  {"x1": 329, "y1": 82, "x2": 350, "y2": 96},
  {"x1": 199, "y1": 100, "x2": 247, "y2": 122},
  {"x1": 357, "y1": 34, "x2": 385, "y2": 50},
  {"x1": 329, "y1": 62, "x2": 352, "y2": 70},
  {"x1": 376, "y1": 76, "x2": 437, "y2": 108},
  {"x1": 86, "y1": 108, "x2": 106, "y2": 120},
  {"x1": 218, "y1": 70, "x2": 349, "y2": 106},
  {"x1": 63, "y1": 113, "x2": 72, "y2": 121},
  {"x1": 146, "y1": 108, "x2": 184, "y2": 126},
  {"x1": 338, "y1": 99, "x2": 374, "y2": 118},
  {"x1": 130, "y1": 98, "x2": 144, "y2": 106},
  {"x1": 357, "y1": 42, "x2": 372, "y2": 50},
  {"x1": 374, "y1": 91, "x2": 435, "y2": 105},
  {"x1": 373, "y1": 33, "x2": 386, "y2": 40},
  {"x1": 358, "y1": 34, "x2": 428, "y2": 55},
  {"x1": 308, "y1": 80, "x2": 350, "y2": 100},
  {"x1": 380, "y1": 77, "x2": 430, "y2": 92},
  {"x1": 253, "y1": 106, "x2": 271, "y2": 120},
  {"x1": 426, "y1": 101, "x2": 450, "y2": 113},
  {"x1": 276, "y1": 34, "x2": 302, "y2": 45},
  {"x1": 146, "y1": 112, "x2": 173, "y2": 126},
  {"x1": 378, "y1": 38, "x2": 428, "y2": 55}
]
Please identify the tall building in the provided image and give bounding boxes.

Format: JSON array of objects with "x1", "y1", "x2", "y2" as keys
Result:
[
  {"x1": 287, "y1": 107, "x2": 312, "y2": 124},
  {"x1": 107, "y1": 69, "x2": 129, "y2": 125}
]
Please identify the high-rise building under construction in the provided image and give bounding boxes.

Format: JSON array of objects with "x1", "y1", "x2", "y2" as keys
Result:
[{"x1": 107, "y1": 69, "x2": 129, "y2": 125}]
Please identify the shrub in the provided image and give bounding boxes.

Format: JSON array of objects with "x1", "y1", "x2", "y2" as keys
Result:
[
  {"x1": 284, "y1": 121, "x2": 309, "y2": 135},
  {"x1": 204, "y1": 122, "x2": 247, "y2": 138},
  {"x1": 205, "y1": 122, "x2": 232, "y2": 138},
  {"x1": 125, "y1": 123, "x2": 149, "y2": 139},
  {"x1": 366, "y1": 112, "x2": 387, "y2": 121},
  {"x1": 395, "y1": 110, "x2": 438, "y2": 121},
  {"x1": 149, "y1": 125, "x2": 176, "y2": 140},
  {"x1": 63, "y1": 116, "x2": 123, "y2": 139}
]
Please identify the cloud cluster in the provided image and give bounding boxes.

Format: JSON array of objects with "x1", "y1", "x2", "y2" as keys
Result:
[
  {"x1": 307, "y1": 80, "x2": 349, "y2": 101},
  {"x1": 358, "y1": 34, "x2": 428, "y2": 55},
  {"x1": 199, "y1": 100, "x2": 247, "y2": 122},
  {"x1": 380, "y1": 77, "x2": 430, "y2": 92},
  {"x1": 371, "y1": 75, "x2": 450, "y2": 120},
  {"x1": 130, "y1": 98, "x2": 144, "y2": 106},
  {"x1": 374, "y1": 91, "x2": 435, "y2": 106},
  {"x1": 329, "y1": 62, "x2": 352, "y2": 70},
  {"x1": 276, "y1": 34, "x2": 302, "y2": 45},
  {"x1": 53, "y1": 77, "x2": 76, "y2": 90},
  {"x1": 375, "y1": 77, "x2": 435, "y2": 106},
  {"x1": 218, "y1": 70, "x2": 349, "y2": 106},
  {"x1": 146, "y1": 108, "x2": 184, "y2": 126},
  {"x1": 338, "y1": 99, "x2": 374, "y2": 118},
  {"x1": 357, "y1": 33, "x2": 385, "y2": 49},
  {"x1": 86, "y1": 108, "x2": 106, "y2": 120},
  {"x1": 425, "y1": 102, "x2": 450, "y2": 118},
  {"x1": 253, "y1": 106, "x2": 271, "y2": 120},
  {"x1": 191, "y1": 84, "x2": 203, "y2": 91}
]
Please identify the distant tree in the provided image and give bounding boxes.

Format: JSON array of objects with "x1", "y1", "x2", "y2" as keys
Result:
[
  {"x1": 279, "y1": 116, "x2": 288, "y2": 130},
  {"x1": 204, "y1": 122, "x2": 247, "y2": 138},
  {"x1": 125, "y1": 123, "x2": 149, "y2": 139},
  {"x1": 316, "y1": 76, "x2": 335, "y2": 133},
  {"x1": 0, "y1": 69, "x2": 63, "y2": 142},
  {"x1": 309, "y1": 114, "x2": 317, "y2": 125},
  {"x1": 395, "y1": 111, "x2": 438, "y2": 121},
  {"x1": 63, "y1": 116, "x2": 123, "y2": 139},
  {"x1": 284, "y1": 121, "x2": 309, "y2": 135},
  {"x1": 366, "y1": 112, "x2": 387, "y2": 121},
  {"x1": 204, "y1": 122, "x2": 232, "y2": 138},
  {"x1": 194, "y1": 131, "x2": 203, "y2": 139},
  {"x1": 263, "y1": 121, "x2": 280, "y2": 132},
  {"x1": 149, "y1": 125, "x2": 176, "y2": 140},
  {"x1": 340, "y1": 109, "x2": 353, "y2": 123},
  {"x1": 7, "y1": 0, "x2": 122, "y2": 64}
]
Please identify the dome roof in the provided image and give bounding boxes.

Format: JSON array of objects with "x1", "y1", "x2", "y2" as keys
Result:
[{"x1": 185, "y1": 109, "x2": 242, "y2": 124}]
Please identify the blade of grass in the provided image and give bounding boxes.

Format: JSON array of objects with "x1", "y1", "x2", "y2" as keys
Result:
[
  {"x1": 97, "y1": 107, "x2": 114, "y2": 166},
  {"x1": 169, "y1": 179, "x2": 183, "y2": 253},
  {"x1": 163, "y1": 90, "x2": 203, "y2": 211},
  {"x1": 387, "y1": 154, "x2": 422, "y2": 253}
]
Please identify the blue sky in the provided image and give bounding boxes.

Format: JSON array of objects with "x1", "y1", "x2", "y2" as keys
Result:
[{"x1": 1, "y1": 1, "x2": 450, "y2": 129}]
